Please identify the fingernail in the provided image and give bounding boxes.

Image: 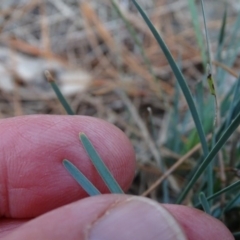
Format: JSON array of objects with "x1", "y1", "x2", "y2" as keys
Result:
[{"x1": 87, "y1": 197, "x2": 186, "y2": 240}]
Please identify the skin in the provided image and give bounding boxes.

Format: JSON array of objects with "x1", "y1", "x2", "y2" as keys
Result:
[{"x1": 0, "y1": 115, "x2": 234, "y2": 239}]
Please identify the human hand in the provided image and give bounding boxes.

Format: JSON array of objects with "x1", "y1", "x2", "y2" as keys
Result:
[{"x1": 0, "y1": 115, "x2": 233, "y2": 239}]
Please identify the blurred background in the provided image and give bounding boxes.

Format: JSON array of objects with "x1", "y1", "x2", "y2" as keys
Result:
[{"x1": 1, "y1": 0, "x2": 240, "y2": 229}]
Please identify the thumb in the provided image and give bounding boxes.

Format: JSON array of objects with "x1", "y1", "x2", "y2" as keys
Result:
[{"x1": 6, "y1": 194, "x2": 186, "y2": 240}]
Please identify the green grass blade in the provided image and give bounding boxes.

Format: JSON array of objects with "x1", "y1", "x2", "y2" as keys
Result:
[
  {"x1": 226, "y1": 75, "x2": 240, "y2": 128},
  {"x1": 208, "y1": 181, "x2": 240, "y2": 201},
  {"x1": 195, "y1": 180, "x2": 240, "y2": 208},
  {"x1": 45, "y1": 71, "x2": 75, "y2": 115},
  {"x1": 188, "y1": 0, "x2": 207, "y2": 68},
  {"x1": 132, "y1": 0, "x2": 209, "y2": 157},
  {"x1": 217, "y1": 97, "x2": 240, "y2": 141},
  {"x1": 215, "y1": 4, "x2": 227, "y2": 62},
  {"x1": 221, "y1": 81, "x2": 237, "y2": 117},
  {"x1": 218, "y1": 3, "x2": 227, "y2": 47},
  {"x1": 79, "y1": 133, "x2": 124, "y2": 194},
  {"x1": 196, "y1": 80, "x2": 204, "y2": 122},
  {"x1": 177, "y1": 111, "x2": 240, "y2": 204},
  {"x1": 206, "y1": 159, "x2": 213, "y2": 202},
  {"x1": 224, "y1": 191, "x2": 240, "y2": 212},
  {"x1": 206, "y1": 132, "x2": 217, "y2": 202},
  {"x1": 199, "y1": 192, "x2": 211, "y2": 214},
  {"x1": 62, "y1": 159, "x2": 100, "y2": 196}
]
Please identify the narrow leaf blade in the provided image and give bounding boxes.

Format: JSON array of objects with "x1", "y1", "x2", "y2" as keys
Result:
[
  {"x1": 195, "y1": 180, "x2": 240, "y2": 208},
  {"x1": 80, "y1": 133, "x2": 124, "y2": 194},
  {"x1": 45, "y1": 71, "x2": 75, "y2": 115},
  {"x1": 199, "y1": 192, "x2": 211, "y2": 214},
  {"x1": 63, "y1": 159, "x2": 100, "y2": 196}
]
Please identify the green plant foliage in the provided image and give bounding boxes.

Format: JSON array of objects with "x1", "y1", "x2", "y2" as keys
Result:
[
  {"x1": 79, "y1": 133, "x2": 124, "y2": 194},
  {"x1": 199, "y1": 192, "x2": 211, "y2": 214},
  {"x1": 177, "y1": 111, "x2": 240, "y2": 203},
  {"x1": 195, "y1": 180, "x2": 240, "y2": 208},
  {"x1": 63, "y1": 159, "x2": 100, "y2": 196},
  {"x1": 46, "y1": 71, "x2": 75, "y2": 115}
]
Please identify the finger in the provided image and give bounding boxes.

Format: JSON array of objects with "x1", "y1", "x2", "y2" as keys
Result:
[
  {"x1": 0, "y1": 204, "x2": 233, "y2": 240},
  {"x1": 0, "y1": 115, "x2": 135, "y2": 218},
  {"x1": 5, "y1": 194, "x2": 187, "y2": 240},
  {"x1": 5, "y1": 195, "x2": 234, "y2": 240},
  {"x1": 163, "y1": 204, "x2": 233, "y2": 240},
  {"x1": 0, "y1": 219, "x2": 26, "y2": 239}
]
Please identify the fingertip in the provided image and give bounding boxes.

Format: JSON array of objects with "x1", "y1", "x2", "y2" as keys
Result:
[{"x1": 88, "y1": 196, "x2": 186, "y2": 240}]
